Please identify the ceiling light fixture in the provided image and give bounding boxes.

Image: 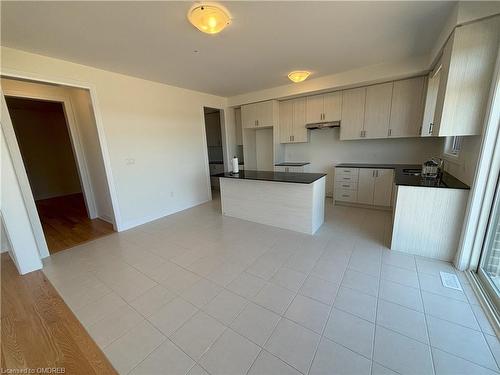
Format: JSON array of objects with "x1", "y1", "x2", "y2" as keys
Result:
[
  {"x1": 188, "y1": 3, "x2": 231, "y2": 34},
  {"x1": 288, "y1": 71, "x2": 311, "y2": 83}
]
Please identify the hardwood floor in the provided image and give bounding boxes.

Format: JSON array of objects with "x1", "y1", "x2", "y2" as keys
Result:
[
  {"x1": 36, "y1": 193, "x2": 114, "y2": 254},
  {"x1": 0, "y1": 253, "x2": 117, "y2": 374}
]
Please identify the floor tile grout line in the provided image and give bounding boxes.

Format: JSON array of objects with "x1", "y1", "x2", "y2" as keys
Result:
[
  {"x1": 417, "y1": 265, "x2": 438, "y2": 375},
  {"x1": 368, "y1": 241, "x2": 384, "y2": 375},
  {"x1": 305, "y1": 242, "x2": 353, "y2": 375}
]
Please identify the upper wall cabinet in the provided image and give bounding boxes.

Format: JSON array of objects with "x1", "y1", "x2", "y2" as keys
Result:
[
  {"x1": 241, "y1": 100, "x2": 279, "y2": 128},
  {"x1": 364, "y1": 82, "x2": 393, "y2": 139},
  {"x1": 234, "y1": 107, "x2": 243, "y2": 145},
  {"x1": 279, "y1": 98, "x2": 307, "y2": 143},
  {"x1": 306, "y1": 91, "x2": 342, "y2": 124},
  {"x1": 389, "y1": 76, "x2": 425, "y2": 138},
  {"x1": 340, "y1": 87, "x2": 366, "y2": 140},
  {"x1": 421, "y1": 66, "x2": 441, "y2": 137},
  {"x1": 431, "y1": 16, "x2": 500, "y2": 137}
]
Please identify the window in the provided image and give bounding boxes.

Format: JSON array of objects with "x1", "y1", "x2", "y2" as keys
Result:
[{"x1": 444, "y1": 136, "x2": 463, "y2": 158}]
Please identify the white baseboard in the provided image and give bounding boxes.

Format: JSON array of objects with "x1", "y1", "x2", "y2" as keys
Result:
[{"x1": 117, "y1": 199, "x2": 211, "y2": 232}]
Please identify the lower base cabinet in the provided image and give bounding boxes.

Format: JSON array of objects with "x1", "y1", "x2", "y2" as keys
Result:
[
  {"x1": 334, "y1": 167, "x2": 393, "y2": 207},
  {"x1": 274, "y1": 165, "x2": 310, "y2": 173}
]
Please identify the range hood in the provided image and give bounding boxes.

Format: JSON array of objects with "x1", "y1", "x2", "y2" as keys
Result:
[{"x1": 305, "y1": 121, "x2": 340, "y2": 130}]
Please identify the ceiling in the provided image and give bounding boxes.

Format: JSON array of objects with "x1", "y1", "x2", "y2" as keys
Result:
[{"x1": 1, "y1": 1, "x2": 454, "y2": 97}]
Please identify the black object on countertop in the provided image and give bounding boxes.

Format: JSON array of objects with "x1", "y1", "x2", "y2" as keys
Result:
[
  {"x1": 274, "y1": 162, "x2": 311, "y2": 167},
  {"x1": 216, "y1": 170, "x2": 326, "y2": 184},
  {"x1": 336, "y1": 163, "x2": 470, "y2": 190}
]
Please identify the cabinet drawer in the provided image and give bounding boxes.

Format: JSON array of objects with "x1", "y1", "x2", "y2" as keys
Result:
[
  {"x1": 334, "y1": 189, "x2": 357, "y2": 202},
  {"x1": 335, "y1": 171, "x2": 359, "y2": 183},
  {"x1": 335, "y1": 167, "x2": 359, "y2": 181},
  {"x1": 335, "y1": 181, "x2": 358, "y2": 191}
]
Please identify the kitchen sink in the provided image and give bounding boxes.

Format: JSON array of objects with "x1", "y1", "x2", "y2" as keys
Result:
[{"x1": 402, "y1": 168, "x2": 421, "y2": 176}]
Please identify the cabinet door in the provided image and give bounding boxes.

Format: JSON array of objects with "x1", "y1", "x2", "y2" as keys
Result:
[
  {"x1": 235, "y1": 107, "x2": 243, "y2": 145},
  {"x1": 257, "y1": 100, "x2": 278, "y2": 127},
  {"x1": 421, "y1": 66, "x2": 441, "y2": 136},
  {"x1": 340, "y1": 87, "x2": 366, "y2": 140},
  {"x1": 306, "y1": 94, "x2": 324, "y2": 124},
  {"x1": 389, "y1": 77, "x2": 425, "y2": 138},
  {"x1": 373, "y1": 169, "x2": 393, "y2": 206},
  {"x1": 292, "y1": 98, "x2": 308, "y2": 143},
  {"x1": 357, "y1": 169, "x2": 375, "y2": 205},
  {"x1": 323, "y1": 91, "x2": 342, "y2": 122},
  {"x1": 241, "y1": 103, "x2": 257, "y2": 128},
  {"x1": 364, "y1": 82, "x2": 393, "y2": 139},
  {"x1": 279, "y1": 100, "x2": 293, "y2": 143}
]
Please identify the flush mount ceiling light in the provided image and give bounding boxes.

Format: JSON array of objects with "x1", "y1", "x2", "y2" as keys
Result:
[
  {"x1": 188, "y1": 3, "x2": 231, "y2": 34},
  {"x1": 288, "y1": 71, "x2": 311, "y2": 83}
]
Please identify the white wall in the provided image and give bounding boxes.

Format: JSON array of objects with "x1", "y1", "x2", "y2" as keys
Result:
[
  {"x1": 69, "y1": 87, "x2": 114, "y2": 222},
  {"x1": 285, "y1": 128, "x2": 445, "y2": 196},
  {"x1": 1, "y1": 121, "x2": 43, "y2": 274},
  {"x1": 1, "y1": 216, "x2": 11, "y2": 253},
  {"x1": 444, "y1": 136, "x2": 482, "y2": 187},
  {"x1": 1, "y1": 47, "x2": 226, "y2": 231}
]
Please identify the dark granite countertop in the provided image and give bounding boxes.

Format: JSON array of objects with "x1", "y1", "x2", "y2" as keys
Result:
[
  {"x1": 216, "y1": 170, "x2": 326, "y2": 184},
  {"x1": 209, "y1": 160, "x2": 244, "y2": 165},
  {"x1": 336, "y1": 163, "x2": 470, "y2": 190},
  {"x1": 275, "y1": 162, "x2": 311, "y2": 167}
]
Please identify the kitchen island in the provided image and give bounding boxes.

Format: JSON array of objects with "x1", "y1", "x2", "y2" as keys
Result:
[{"x1": 216, "y1": 170, "x2": 326, "y2": 234}]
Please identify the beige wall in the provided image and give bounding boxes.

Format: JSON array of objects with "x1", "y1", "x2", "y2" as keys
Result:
[{"x1": 6, "y1": 98, "x2": 82, "y2": 200}]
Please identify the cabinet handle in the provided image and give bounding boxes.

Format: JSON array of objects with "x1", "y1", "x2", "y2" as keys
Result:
[
  {"x1": 388, "y1": 129, "x2": 392, "y2": 136},
  {"x1": 292, "y1": 135, "x2": 294, "y2": 141},
  {"x1": 375, "y1": 170, "x2": 379, "y2": 177},
  {"x1": 360, "y1": 130, "x2": 363, "y2": 137},
  {"x1": 429, "y1": 123, "x2": 434, "y2": 134},
  {"x1": 343, "y1": 177, "x2": 351, "y2": 180},
  {"x1": 343, "y1": 170, "x2": 350, "y2": 173},
  {"x1": 342, "y1": 194, "x2": 349, "y2": 198},
  {"x1": 372, "y1": 170, "x2": 375, "y2": 177},
  {"x1": 342, "y1": 184, "x2": 349, "y2": 187}
]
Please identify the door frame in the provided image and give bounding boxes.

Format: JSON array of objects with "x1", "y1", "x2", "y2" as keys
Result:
[
  {"x1": 3, "y1": 86, "x2": 98, "y2": 220},
  {"x1": 1, "y1": 73, "x2": 121, "y2": 263}
]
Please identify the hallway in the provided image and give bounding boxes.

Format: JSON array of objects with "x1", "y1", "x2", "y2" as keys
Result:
[{"x1": 36, "y1": 193, "x2": 114, "y2": 254}]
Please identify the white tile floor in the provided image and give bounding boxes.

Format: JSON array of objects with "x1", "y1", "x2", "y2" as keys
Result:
[{"x1": 42, "y1": 197, "x2": 500, "y2": 375}]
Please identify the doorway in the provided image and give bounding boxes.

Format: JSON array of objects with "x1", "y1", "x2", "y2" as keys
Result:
[
  {"x1": 204, "y1": 107, "x2": 225, "y2": 194},
  {"x1": 5, "y1": 96, "x2": 113, "y2": 254}
]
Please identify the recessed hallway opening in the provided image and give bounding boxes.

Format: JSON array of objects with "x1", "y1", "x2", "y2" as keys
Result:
[{"x1": 5, "y1": 95, "x2": 114, "y2": 254}]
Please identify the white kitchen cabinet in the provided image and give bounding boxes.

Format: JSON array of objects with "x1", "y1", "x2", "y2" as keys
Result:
[
  {"x1": 340, "y1": 87, "x2": 366, "y2": 140},
  {"x1": 306, "y1": 94, "x2": 324, "y2": 124},
  {"x1": 306, "y1": 92, "x2": 341, "y2": 124},
  {"x1": 279, "y1": 100, "x2": 293, "y2": 143},
  {"x1": 323, "y1": 92, "x2": 342, "y2": 122},
  {"x1": 389, "y1": 77, "x2": 425, "y2": 138},
  {"x1": 293, "y1": 98, "x2": 308, "y2": 142},
  {"x1": 334, "y1": 167, "x2": 393, "y2": 207},
  {"x1": 279, "y1": 98, "x2": 307, "y2": 143},
  {"x1": 241, "y1": 100, "x2": 279, "y2": 128},
  {"x1": 432, "y1": 16, "x2": 500, "y2": 136},
  {"x1": 235, "y1": 107, "x2": 243, "y2": 145},
  {"x1": 373, "y1": 169, "x2": 394, "y2": 206},
  {"x1": 421, "y1": 65, "x2": 441, "y2": 137},
  {"x1": 364, "y1": 82, "x2": 393, "y2": 139},
  {"x1": 357, "y1": 169, "x2": 376, "y2": 205},
  {"x1": 274, "y1": 164, "x2": 310, "y2": 173}
]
